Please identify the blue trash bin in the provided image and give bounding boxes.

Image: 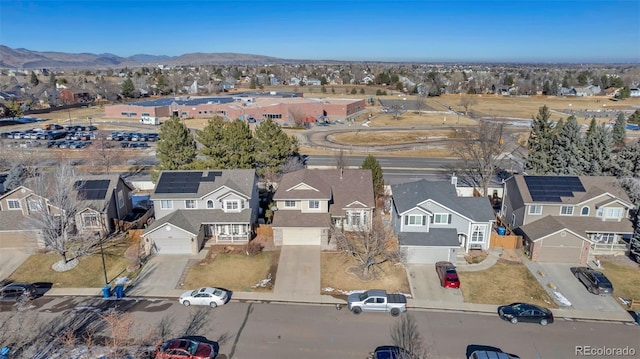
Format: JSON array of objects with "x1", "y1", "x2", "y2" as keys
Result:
[
  {"x1": 114, "y1": 285, "x2": 124, "y2": 299},
  {"x1": 497, "y1": 227, "x2": 506, "y2": 236},
  {"x1": 102, "y1": 285, "x2": 111, "y2": 299},
  {"x1": 1, "y1": 346, "x2": 10, "y2": 359}
]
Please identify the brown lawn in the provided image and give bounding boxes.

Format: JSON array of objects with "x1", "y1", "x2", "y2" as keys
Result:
[
  {"x1": 598, "y1": 260, "x2": 640, "y2": 302},
  {"x1": 9, "y1": 239, "x2": 136, "y2": 288},
  {"x1": 328, "y1": 130, "x2": 457, "y2": 146},
  {"x1": 321, "y1": 252, "x2": 410, "y2": 296},
  {"x1": 457, "y1": 261, "x2": 557, "y2": 308},
  {"x1": 299, "y1": 145, "x2": 453, "y2": 158},
  {"x1": 182, "y1": 250, "x2": 279, "y2": 292}
]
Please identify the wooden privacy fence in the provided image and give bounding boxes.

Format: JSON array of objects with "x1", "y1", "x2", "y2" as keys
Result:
[{"x1": 490, "y1": 231, "x2": 521, "y2": 249}]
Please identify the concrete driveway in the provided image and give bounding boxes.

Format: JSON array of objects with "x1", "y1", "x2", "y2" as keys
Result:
[
  {"x1": 406, "y1": 264, "x2": 463, "y2": 303},
  {"x1": 0, "y1": 248, "x2": 33, "y2": 280},
  {"x1": 127, "y1": 254, "x2": 191, "y2": 296},
  {"x1": 273, "y1": 246, "x2": 320, "y2": 297},
  {"x1": 537, "y1": 263, "x2": 622, "y2": 312}
]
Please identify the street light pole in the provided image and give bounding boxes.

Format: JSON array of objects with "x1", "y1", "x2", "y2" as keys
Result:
[{"x1": 100, "y1": 237, "x2": 108, "y2": 285}]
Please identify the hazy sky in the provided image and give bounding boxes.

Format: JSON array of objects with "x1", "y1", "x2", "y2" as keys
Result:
[{"x1": 1, "y1": 0, "x2": 639, "y2": 63}]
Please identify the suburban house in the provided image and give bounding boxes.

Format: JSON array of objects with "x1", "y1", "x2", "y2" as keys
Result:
[
  {"x1": 390, "y1": 179, "x2": 496, "y2": 264},
  {"x1": 142, "y1": 170, "x2": 259, "y2": 255},
  {"x1": 630, "y1": 88, "x2": 640, "y2": 97},
  {"x1": 271, "y1": 169, "x2": 375, "y2": 249},
  {"x1": 500, "y1": 175, "x2": 634, "y2": 264},
  {"x1": 0, "y1": 186, "x2": 49, "y2": 250},
  {"x1": 74, "y1": 174, "x2": 135, "y2": 237}
]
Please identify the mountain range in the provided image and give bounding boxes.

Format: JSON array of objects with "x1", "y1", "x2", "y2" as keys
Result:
[{"x1": 0, "y1": 45, "x2": 290, "y2": 69}]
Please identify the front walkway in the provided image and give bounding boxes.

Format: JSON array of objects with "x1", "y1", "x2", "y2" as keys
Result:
[
  {"x1": 456, "y1": 248, "x2": 502, "y2": 272},
  {"x1": 273, "y1": 246, "x2": 320, "y2": 297}
]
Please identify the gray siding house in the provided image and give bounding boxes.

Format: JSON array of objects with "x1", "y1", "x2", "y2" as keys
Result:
[
  {"x1": 143, "y1": 170, "x2": 259, "y2": 255},
  {"x1": 391, "y1": 180, "x2": 496, "y2": 264},
  {"x1": 501, "y1": 175, "x2": 633, "y2": 264}
]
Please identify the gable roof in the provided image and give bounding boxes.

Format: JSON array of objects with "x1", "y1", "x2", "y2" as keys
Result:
[
  {"x1": 518, "y1": 215, "x2": 633, "y2": 242},
  {"x1": 399, "y1": 228, "x2": 459, "y2": 247},
  {"x1": 511, "y1": 175, "x2": 631, "y2": 205},
  {"x1": 391, "y1": 179, "x2": 495, "y2": 222},
  {"x1": 151, "y1": 170, "x2": 256, "y2": 199},
  {"x1": 274, "y1": 169, "x2": 375, "y2": 216},
  {"x1": 75, "y1": 174, "x2": 132, "y2": 213},
  {"x1": 143, "y1": 208, "x2": 253, "y2": 236}
]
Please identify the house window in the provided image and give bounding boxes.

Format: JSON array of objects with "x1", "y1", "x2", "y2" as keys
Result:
[
  {"x1": 27, "y1": 199, "x2": 42, "y2": 212},
  {"x1": 226, "y1": 201, "x2": 239, "y2": 211},
  {"x1": 308, "y1": 200, "x2": 320, "y2": 209},
  {"x1": 230, "y1": 224, "x2": 244, "y2": 235},
  {"x1": 350, "y1": 212, "x2": 362, "y2": 226},
  {"x1": 207, "y1": 200, "x2": 214, "y2": 209},
  {"x1": 284, "y1": 200, "x2": 296, "y2": 208},
  {"x1": 7, "y1": 200, "x2": 20, "y2": 210},
  {"x1": 581, "y1": 206, "x2": 590, "y2": 216},
  {"x1": 82, "y1": 213, "x2": 100, "y2": 227},
  {"x1": 604, "y1": 207, "x2": 622, "y2": 219},
  {"x1": 160, "y1": 200, "x2": 173, "y2": 209},
  {"x1": 511, "y1": 214, "x2": 516, "y2": 226},
  {"x1": 117, "y1": 190, "x2": 125, "y2": 208},
  {"x1": 471, "y1": 224, "x2": 486, "y2": 243},
  {"x1": 433, "y1": 213, "x2": 450, "y2": 224},
  {"x1": 185, "y1": 200, "x2": 196, "y2": 209},
  {"x1": 560, "y1": 206, "x2": 574, "y2": 215},
  {"x1": 594, "y1": 233, "x2": 615, "y2": 244},
  {"x1": 528, "y1": 205, "x2": 542, "y2": 215},
  {"x1": 404, "y1": 215, "x2": 425, "y2": 226}
]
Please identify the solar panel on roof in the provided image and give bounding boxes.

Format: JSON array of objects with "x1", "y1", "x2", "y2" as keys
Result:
[
  {"x1": 75, "y1": 179, "x2": 110, "y2": 200},
  {"x1": 524, "y1": 176, "x2": 586, "y2": 202},
  {"x1": 155, "y1": 172, "x2": 204, "y2": 194}
]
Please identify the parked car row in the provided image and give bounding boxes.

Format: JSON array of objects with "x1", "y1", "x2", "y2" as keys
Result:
[
  {"x1": 46, "y1": 140, "x2": 92, "y2": 149},
  {"x1": 107, "y1": 131, "x2": 158, "y2": 142},
  {"x1": 121, "y1": 141, "x2": 150, "y2": 149},
  {"x1": 1, "y1": 128, "x2": 97, "y2": 141}
]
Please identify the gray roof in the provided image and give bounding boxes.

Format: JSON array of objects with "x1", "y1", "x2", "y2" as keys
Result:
[
  {"x1": 271, "y1": 210, "x2": 331, "y2": 228},
  {"x1": 76, "y1": 174, "x2": 131, "y2": 213},
  {"x1": 144, "y1": 208, "x2": 253, "y2": 236},
  {"x1": 519, "y1": 215, "x2": 634, "y2": 242},
  {"x1": 391, "y1": 180, "x2": 495, "y2": 222},
  {"x1": 151, "y1": 170, "x2": 256, "y2": 199},
  {"x1": 511, "y1": 175, "x2": 632, "y2": 205},
  {"x1": 399, "y1": 228, "x2": 459, "y2": 247}
]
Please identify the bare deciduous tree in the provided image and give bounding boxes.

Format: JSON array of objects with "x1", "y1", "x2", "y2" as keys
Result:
[
  {"x1": 26, "y1": 162, "x2": 94, "y2": 265},
  {"x1": 334, "y1": 149, "x2": 348, "y2": 170},
  {"x1": 288, "y1": 107, "x2": 307, "y2": 126},
  {"x1": 448, "y1": 121, "x2": 505, "y2": 197},
  {"x1": 414, "y1": 92, "x2": 427, "y2": 115},
  {"x1": 87, "y1": 132, "x2": 118, "y2": 173},
  {"x1": 332, "y1": 215, "x2": 401, "y2": 278},
  {"x1": 390, "y1": 314, "x2": 430, "y2": 359},
  {"x1": 458, "y1": 94, "x2": 478, "y2": 115}
]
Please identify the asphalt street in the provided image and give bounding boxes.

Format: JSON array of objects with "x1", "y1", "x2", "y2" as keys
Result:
[{"x1": 1, "y1": 297, "x2": 638, "y2": 359}]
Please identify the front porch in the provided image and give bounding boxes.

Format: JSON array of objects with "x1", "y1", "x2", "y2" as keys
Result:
[{"x1": 203, "y1": 223, "x2": 251, "y2": 245}]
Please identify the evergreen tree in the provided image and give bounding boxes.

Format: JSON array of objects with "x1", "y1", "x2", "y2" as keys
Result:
[
  {"x1": 4, "y1": 100, "x2": 23, "y2": 118},
  {"x1": 254, "y1": 118, "x2": 299, "y2": 174},
  {"x1": 222, "y1": 120, "x2": 254, "y2": 169},
  {"x1": 361, "y1": 155, "x2": 384, "y2": 199},
  {"x1": 250, "y1": 77, "x2": 257, "y2": 89},
  {"x1": 121, "y1": 78, "x2": 135, "y2": 98},
  {"x1": 583, "y1": 119, "x2": 614, "y2": 175},
  {"x1": 526, "y1": 105, "x2": 555, "y2": 174},
  {"x1": 612, "y1": 112, "x2": 626, "y2": 146},
  {"x1": 30, "y1": 71, "x2": 39, "y2": 86},
  {"x1": 4, "y1": 164, "x2": 28, "y2": 191},
  {"x1": 156, "y1": 117, "x2": 197, "y2": 171},
  {"x1": 550, "y1": 116, "x2": 587, "y2": 175},
  {"x1": 196, "y1": 117, "x2": 226, "y2": 168},
  {"x1": 628, "y1": 109, "x2": 640, "y2": 124},
  {"x1": 613, "y1": 139, "x2": 640, "y2": 177}
]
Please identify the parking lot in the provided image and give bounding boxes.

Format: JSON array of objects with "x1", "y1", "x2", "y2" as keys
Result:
[
  {"x1": 537, "y1": 263, "x2": 623, "y2": 312},
  {"x1": 1, "y1": 126, "x2": 158, "y2": 150}
]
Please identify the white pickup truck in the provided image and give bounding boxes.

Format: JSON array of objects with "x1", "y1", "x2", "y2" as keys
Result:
[{"x1": 347, "y1": 289, "x2": 407, "y2": 317}]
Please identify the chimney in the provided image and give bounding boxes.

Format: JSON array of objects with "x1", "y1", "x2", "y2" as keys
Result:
[{"x1": 451, "y1": 172, "x2": 457, "y2": 187}]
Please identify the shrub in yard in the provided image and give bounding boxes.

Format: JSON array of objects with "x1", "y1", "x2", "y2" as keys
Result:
[{"x1": 245, "y1": 240, "x2": 264, "y2": 256}]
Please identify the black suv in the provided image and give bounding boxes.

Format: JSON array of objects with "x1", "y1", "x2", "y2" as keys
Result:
[
  {"x1": 571, "y1": 267, "x2": 614, "y2": 295},
  {"x1": 0, "y1": 283, "x2": 37, "y2": 302}
]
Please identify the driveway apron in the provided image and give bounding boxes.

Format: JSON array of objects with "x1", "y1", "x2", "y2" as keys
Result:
[
  {"x1": 128, "y1": 255, "x2": 191, "y2": 296},
  {"x1": 273, "y1": 246, "x2": 320, "y2": 297},
  {"x1": 0, "y1": 248, "x2": 32, "y2": 280},
  {"x1": 406, "y1": 264, "x2": 463, "y2": 303}
]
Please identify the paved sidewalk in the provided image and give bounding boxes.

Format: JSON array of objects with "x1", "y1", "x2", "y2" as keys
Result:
[{"x1": 456, "y1": 248, "x2": 502, "y2": 272}]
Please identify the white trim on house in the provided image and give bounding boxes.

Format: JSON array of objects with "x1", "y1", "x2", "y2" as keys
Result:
[
  {"x1": 397, "y1": 206, "x2": 431, "y2": 216},
  {"x1": 415, "y1": 199, "x2": 476, "y2": 223},
  {"x1": 143, "y1": 222, "x2": 198, "y2": 237}
]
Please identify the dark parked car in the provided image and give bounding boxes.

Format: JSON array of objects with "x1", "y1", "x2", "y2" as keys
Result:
[
  {"x1": 368, "y1": 346, "x2": 410, "y2": 359},
  {"x1": 0, "y1": 283, "x2": 37, "y2": 302},
  {"x1": 497, "y1": 302, "x2": 554, "y2": 325},
  {"x1": 435, "y1": 261, "x2": 460, "y2": 288},
  {"x1": 155, "y1": 338, "x2": 217, "y2": 359},
  {"x1": 570, "y1": 267, "x2": 613, "y2": 295}
]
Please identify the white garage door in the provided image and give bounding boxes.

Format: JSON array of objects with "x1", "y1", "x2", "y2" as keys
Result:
[
  {"x1": 404, "y1": 246, "x2": 456, "y2": 264},
  {"x1": 152, "y1": 236, "x2": 192, "y2": 254},
  {"x1": 281, "y1": 228, "x2": 322, "y2": 246}
]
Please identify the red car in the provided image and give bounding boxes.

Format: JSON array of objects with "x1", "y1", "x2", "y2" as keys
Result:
[
  {"x1": 155, "y1": 338, "x2": 217, "y2": 359},
  {"x1": 435, "y1": 261, "x2": 460, "y2": 288}
]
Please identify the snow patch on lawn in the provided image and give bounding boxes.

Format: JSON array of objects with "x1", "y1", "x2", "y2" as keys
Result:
[{"x1": 321, "y1": 287, "x2": 412, "y2": 298}]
